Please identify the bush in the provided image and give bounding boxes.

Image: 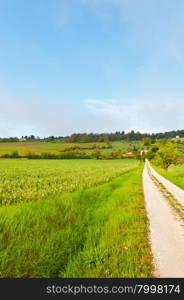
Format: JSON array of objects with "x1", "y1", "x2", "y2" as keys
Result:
[
  {"x1": 21, "y1": 149, "x2": 36, "y2": 158},
  {"x1": 1, "y1": 153, "x2": 11, "y2": 158},
  {"x1": 92, "y1": 149, "x2": 102, "y2": 159},
  {"x1": 59, "y1": 151, "x2": 91, "y2": 159},
  {"x1": 1, "y1": 151, "x2": 20, "y2": 158},
  {"x1": 40, "y1": 152, "x2": 57, "y2": 159},
  {"x1": 153, "y1": 142, "x2": 178, "y2": 170}
]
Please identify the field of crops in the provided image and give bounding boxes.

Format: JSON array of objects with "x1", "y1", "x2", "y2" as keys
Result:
[
  {"x1": 0, "y1": 161, "x2": 152, "y2": 278},
  {"x1": 0, "y1": 159, "x2": 139, "y2": 205}
]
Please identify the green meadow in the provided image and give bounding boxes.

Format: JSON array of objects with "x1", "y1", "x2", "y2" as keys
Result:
[
  {"x1": 0, "y1": 140, "x2": 141, "y2": 156},
  {"x1": 0, "y1": 141, "x2": 105, "y2": 155},
  {"x1": 0, "y1": 158, "x2": 152, "y2": 278}
]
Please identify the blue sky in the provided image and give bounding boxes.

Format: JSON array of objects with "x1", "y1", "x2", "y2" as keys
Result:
[{"x1": 0, "y1": 0, "x2": 184, "y2": 137}]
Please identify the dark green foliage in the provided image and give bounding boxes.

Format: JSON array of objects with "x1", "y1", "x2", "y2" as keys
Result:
[
  {"x1": 143, "y1": 137, "x2": 152, "y2": 146},
  {"x1": 153, "y1": 142, "x2": 178, "y2": 170},
  {"x1": 1, "y1": 151, "x2": 20, "y2": 158},
  {"x1": 2, "y1": 129, "x2": 184, "y2": 144}
]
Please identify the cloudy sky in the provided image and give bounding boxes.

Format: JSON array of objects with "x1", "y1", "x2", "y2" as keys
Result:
[{"x1": 0, "y1": 0, "x2": 184, "y2": 137}]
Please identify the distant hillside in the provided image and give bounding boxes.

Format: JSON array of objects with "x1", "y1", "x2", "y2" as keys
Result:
[{"x1": 1, "y1": 129, "x2": 184, "y2": 143}]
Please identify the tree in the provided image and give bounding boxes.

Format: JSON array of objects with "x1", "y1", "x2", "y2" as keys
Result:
[
  {"x1": 93, "y1": 148, "x2": 101, "y2": 159},
  {"x1": 154, "y1": 142, "x2": 178, "y2": 170},
  {"x1": 151, "y1": 145, "x2": 159, "y2": 153},
  {"x1": 29, "y1": 135, "x2": 35, "y2": 140},
  {"x1": 143, "y1": 137, "x2": 151, "y2": 146},
  {"x1": 103, "y1": 135, "x2": 110, "y2": 143}
]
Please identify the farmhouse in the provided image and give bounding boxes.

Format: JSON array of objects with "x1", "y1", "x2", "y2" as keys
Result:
[{"x1": 140, "y1": 149, "x2": 149, "y2": 156}]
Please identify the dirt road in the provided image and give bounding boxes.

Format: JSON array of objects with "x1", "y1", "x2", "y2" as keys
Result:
[{"x1": 143, "y1": 160, "x2": 184, "y2": 277}]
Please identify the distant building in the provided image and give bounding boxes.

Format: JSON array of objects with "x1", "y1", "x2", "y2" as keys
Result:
[
  {"x1": 176, "y1": 136, "x2": 180, "y2": 139},
  {"x1": 19, "y1": 138, "x2": 27, "y2": 142},
  {"x1": 140, "y1": 149, "x2": 149, "y2": 156}
]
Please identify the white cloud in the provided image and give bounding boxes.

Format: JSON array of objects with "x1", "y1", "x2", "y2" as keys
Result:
[
  {"x1": 84, "y1": 98, "x2": 184, "y2": 133},
  {"x1": 0, "y1": 94, "x2": 183, "y2": 137},
  {"x1": 0, "y1": 95, "x2": 75, "y2": 137}
]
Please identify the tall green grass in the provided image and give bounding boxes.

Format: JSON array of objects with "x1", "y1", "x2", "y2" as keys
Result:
[
  {"x1": 0, "y1": 164, "x2": 152, "y2": 278},
  {"x1": 153, "y1": 164, "x2": 184, "y2": 190}
]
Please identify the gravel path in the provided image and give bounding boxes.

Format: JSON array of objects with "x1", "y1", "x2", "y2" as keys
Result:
[{"x1": 143, "y1": 160, "x2": 184, "y2": 277}]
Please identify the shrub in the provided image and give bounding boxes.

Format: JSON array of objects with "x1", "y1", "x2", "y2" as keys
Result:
[
  {"x1": 21, "y1": 149, "x2": 35, "y2": 158},
  {"x1": 1, "y1": 151, "x2": 20, "y2": 158},
  {"x1": 40, "y1": 152, "x2": 57, "y2": 159},
  {"x1": 153, "y1": 142, "x2": 178, "y2": 170},
  {"x1": 1, "y1": 153, "x2": 11, "y2": 158},
  {"x1": 92, "y1": 149, "x2": 102, "y2": 159},
  {"x1": 11, "y1": 151, "x2": 20, "y2": 158}
]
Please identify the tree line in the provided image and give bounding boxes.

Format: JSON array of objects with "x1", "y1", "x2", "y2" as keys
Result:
[{"x1": 1, "y1": 129, "x2": 184, "y2": 143}]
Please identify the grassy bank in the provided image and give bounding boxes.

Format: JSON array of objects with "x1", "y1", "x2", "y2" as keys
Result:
[
  {"x1": 153, "y1": 164, "x2": 184, "y2": 190},
  {"x1": 0, "y1": 164, "x2": 152, "y2": 278}
]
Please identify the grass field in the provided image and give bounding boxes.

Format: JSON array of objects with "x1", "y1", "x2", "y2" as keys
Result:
[
  {"x1": 0, "y1": 140, "x2": 142, "y2": 156},
  {"x1": 153, "y1": 164, "x2": 184, "y2": 190},
  {"x1": 0, "y1": 162, "x2": 152, "y2": 278},
  {"x1": 0, "y1": 142, "x2": 109, "y2": 155},
  {"x1": 111, "y1": 141, "x2": 141, "y2": 151}
]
